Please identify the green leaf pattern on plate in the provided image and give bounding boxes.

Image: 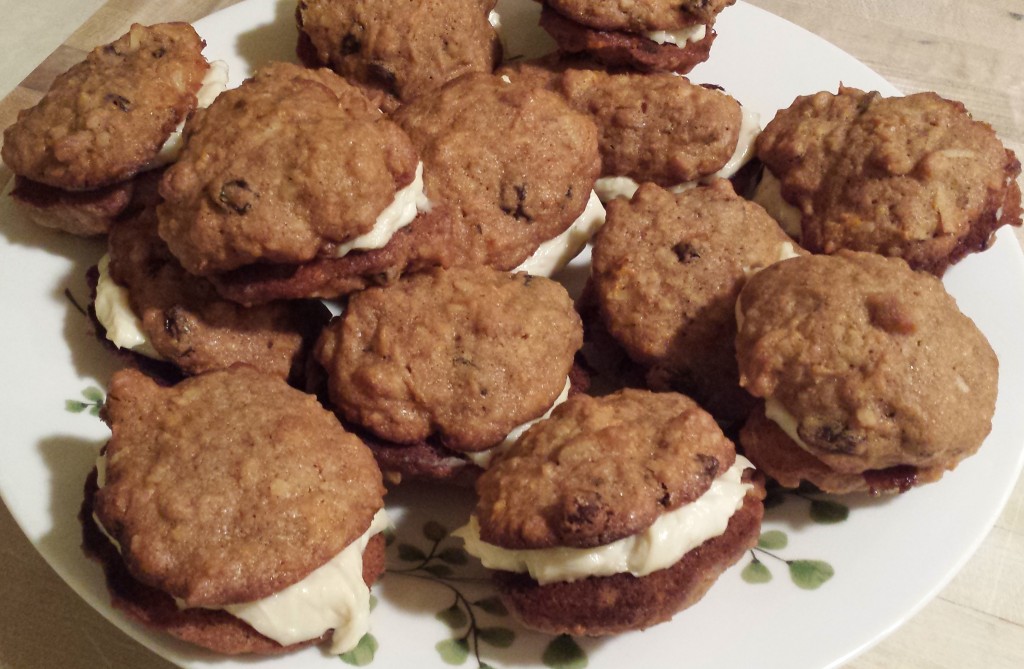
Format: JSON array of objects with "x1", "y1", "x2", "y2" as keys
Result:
[
  {"x1": 741, "y1": 558, "x2": 773, "y2": 584},
  {"x1": 65, "y1": 386, "x2": 105, "y2": 417},
  {"x1": 742, "y1": 488, "x2": 843, "y2": 590},
  {"x1": 340, "y1": 633, "x2": 379, "y2": 666},
  {"x1": 789, "y1": 560, "x2": 836, "y2": 590},
  {"x1": 542, "y1": 635, "x2": 588, "y2": 669},
  {"x1": 386, "y1": 520, "x2": 542, "y2": 669}
]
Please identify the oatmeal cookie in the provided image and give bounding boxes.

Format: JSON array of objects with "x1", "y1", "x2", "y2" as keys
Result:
[
  {"x1": 460, "y1": 388, "x2": 764, "y2": 635},
  {"x1": 755, "y1": 87, "x2": 1022, "y2": 275},
  {"x1": 2, "y1": 23, "x2": 209, "y2": 191},
  {"x1": 591, "y1": 180, "x2": 801, "y2": 421},
  {"x1": 392, "y1": 72, "x2": 600, "y2": 270},
  {"x1": 297, "y1": 0, "x2": 501, "y2": 113},
  {"x1": 158, "y1": 62, "x2": 420, "y2": 276},
  {"x1": 316, "y1": 267, "x2": 583, "y2": 453},
  {"x1": 82, "y1": 469, "x2": 386, "y2": 655},
  {"x1": 87, "y1": 367, "x2": 386, "y2": 653},
  {"x1": 500, "y1": 58, "x2": 744, "y2": 187},
  {"x1": 104, "y1": 205, "x2": 329, "y2": 381},
  {"x1": 475, "y1": 389, "x2": 736, "y2": 548},
  {"x1": 539, "y1": 5, "x2": 717, "y2": 74},
  {"x1": 735, "y1": 251, "x2": 997, "y2": 487}
]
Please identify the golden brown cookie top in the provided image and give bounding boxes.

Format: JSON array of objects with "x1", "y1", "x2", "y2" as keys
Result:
[
  {"x1": 392, "y1": 72, "x2": 600, "y2": 270},
  {"x1": 545, "y1": 0, "x2": 734, "y2": 31},
  {"x1": 297, "y1": 0, "x2": 501, "y2": 113},
  {"x1": 94, "y1": 367, "x2": 384, "y2": 608},
  {"x1": 564, "y1": 71, "x2": 740, "y2": 183},
  {"x1": 592, "y1": 181, "x2": 800, "y2": 404},
  {"x1": 735, "y1": 251, "x2": 998, "y2": 472},
  {"x1": 500, "y1": 59, "x2": 741, "y2": 184},
  {"x1": 756, "y1": 87, "x2": 1022, "y2": 274},
  {"x1": 316, "y1": 267, "x2": 583, "y2": 452},
  {"x1": 108, "y1": 206, "x2": 328, "y2": 381},
  {"x1": 2, "y1": 23, "x2": 209, "y2": 190},
  {"x1": 474, "y1": 389, "x2": 737, "y2": 549},
  {"x1": 157, "y1": 62, "x2": 419, "y2": 276}
]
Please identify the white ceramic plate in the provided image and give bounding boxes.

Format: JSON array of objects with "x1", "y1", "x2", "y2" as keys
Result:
[{"x1": 2, "y1": 1, "x2": 1022, "y2": 668}]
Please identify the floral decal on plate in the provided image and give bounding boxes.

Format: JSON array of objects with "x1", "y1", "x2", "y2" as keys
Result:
[
  {"x1": 66, "y1": 386, "x2": 105, "y2": 416},
  {"x1": 741, "y1": 486, "x2": 846, "y2": 589},
  {"x1": 382, "y1": 520, "x2": 589, "y2": 669}
]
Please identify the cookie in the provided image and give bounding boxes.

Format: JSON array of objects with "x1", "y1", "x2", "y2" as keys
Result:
[
  {"x1": 392, "y1": 72, "x2": 600, "y2": 271},
  {"x1": 82, "y1": 469, "x2": 387, "y2": 655},
  {"x1": 316, "y1": 267, "x2": 583, "y2": 456},
  {"x1": 10, "y1": 175, "x2": 135, "y2": 237},
  {"x1": 158, "y1": 62, "x2": 424, "y2": 278},
  {"x1": 754, "y1": 87, "x2": 1022, "y2": 275},
  {"x1": 457, "y1": 389, "x2": 764, "y2": 635},
  {"x1": 297, "y1": 0, "x2": 501, "y2": 113},
  {"x1": 538, "y1": 5, "x2": 717, "y2": 74},
  {"x1": 98, "y1": 204, "x2": 330, "y2": 382},
  {"x1": 2, "y1": 23, "x2": 210, "y2": 191},
  {"x1": 87, "y1": 367, "x2": 387, "y2": 654},
  {"x1": 735, "y1": 251, "x2": 998, "y2": 490},
  {"x1": 591, "y1": 180, "x2": 802, "y2": 422},
  {"x1": 499, "y1": 57, "x2": 756, "y2": 198},
  {"x1": 543, "y1": 0, "x2": 734, "y2": 29}
]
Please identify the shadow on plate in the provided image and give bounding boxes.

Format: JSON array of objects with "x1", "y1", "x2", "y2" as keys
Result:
[{"x1": 234, "y1": 0, "x2": 301, "y2": 74}]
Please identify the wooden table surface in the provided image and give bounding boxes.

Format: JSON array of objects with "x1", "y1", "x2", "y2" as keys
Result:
[{"x1": 1, "y1": 1, "x2": 1022, "y2": 667}]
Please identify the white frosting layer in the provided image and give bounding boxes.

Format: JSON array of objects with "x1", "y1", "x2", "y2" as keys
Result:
[
  {"x1": 454, "y1": 456, "x2": 754, "y2": 584},
  {"x1": 645, "y1": 24, "x2": 707, "y2": 46},
  {"x1": 334, "y1": 162, "x2": 431, "y2": 257},
  {"x1": 94, "y1": 254, "x2": 162, "y2": 359},
  {"x1": 514, "y1": 190, "x2": 606, "y2": 276},
  {"x1": 593, "y1": 104, "x2": 761, "y2": 203},
  {"x1": 764, "y1": 397, "x2": 814, "y2": 451},
  {"x1": 709, "y1": 104, "x2": 761, "y2": 180},
  {"x1": 752, "y1": 168, "x2": 803, "y2": 239},
  {"x1": 741, "y1": 241, "x2": 801, "y2": 277},
  {"x1": 224, "y1": 509, "x2": 390, "y2": 654},
  {"x1": 465, "y1": 377, "x2": 572, "y2": 469},
  {"x1": 152, "y1": 60, "x2": 230, "y2": 167}
]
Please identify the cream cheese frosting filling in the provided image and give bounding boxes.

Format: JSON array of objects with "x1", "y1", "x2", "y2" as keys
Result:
[
  {"x1": 222, "y1": 509, "x2": 390, "y2": 653},
  {"x1": 464, "y1": 377, "x2": 573, "y2": 469},
  {"x1": 151, "y1": 60, "x2": 230, "y2": 168},
  {"x1": 593, "y1": 104, "x2": 761, "y2": 203},
  {"x1": 763, "y1": 397, "x2": 815, "y2": 452},
  {"x1": 752, "y1": 168, "x2": 803, "y2": 239},
  {"x1": 514, "y1": 190, "x2": 605, "y2": 276},
  {"x1": 645, "y1": 23, "x2": 708, "y2": 46},
  {"x1": 740, "y1": 241, "x2": 801, "y2": 277},
  {"x1": 94, "y1": 451, "x2": 389, "y2": 654},
  {"x1": 94, "y1": 254, "x2": 163, "y2": 360},
  {"x1": 454, "y1": 456, "x2": 754, "y2": 584},
  {"x1": 333, "y1": 162, "x2": 431, "y2": 257}
]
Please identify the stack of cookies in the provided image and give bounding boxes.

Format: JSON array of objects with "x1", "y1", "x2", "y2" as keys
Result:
[{"x1": 2, "y1": 0, "x2": 1018, "y2": 656}]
